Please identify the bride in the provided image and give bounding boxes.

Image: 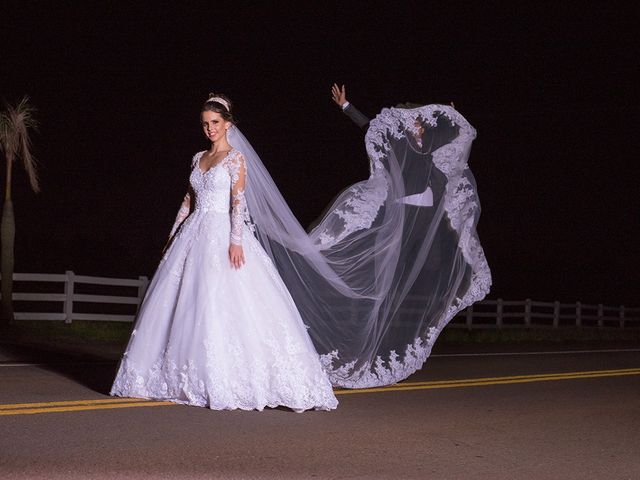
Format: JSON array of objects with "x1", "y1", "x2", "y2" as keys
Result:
[{"x1": 110, "y1": 94, "x2": 339, "y2": 412}]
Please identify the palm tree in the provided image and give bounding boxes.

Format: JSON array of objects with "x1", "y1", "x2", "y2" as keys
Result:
[{"x1": 0, "y1": 96, "x2": 39, "y2": 324}]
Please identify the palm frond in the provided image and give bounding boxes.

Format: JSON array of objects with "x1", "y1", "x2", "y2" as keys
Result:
[
  {"x1": 12, "y1": 96, "x2": 39, "y2": 131},
  {"x1": 0, "y1": 112, "x2": 9, "y2": 151},
  {"x1": 17, "y1": 122, "x2": 40, "y2": 193},
  {"x1": 0, "y1": 109, "x2": 17, "y2": 158},
  {"x1": 2, "y1": 96, "x2": 40, "y2": 193}
]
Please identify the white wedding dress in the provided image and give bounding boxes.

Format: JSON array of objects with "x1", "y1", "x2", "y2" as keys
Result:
[{"x1": 110, "y1": 149, "x2": 338, "y2": 412}]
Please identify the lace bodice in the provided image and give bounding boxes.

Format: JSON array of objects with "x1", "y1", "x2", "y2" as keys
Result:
[{"x1": 170, "y1": 149, "x2": 250, "y2": 245}]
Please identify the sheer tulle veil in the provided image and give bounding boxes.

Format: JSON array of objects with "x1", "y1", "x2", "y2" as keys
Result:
[{"x1": 227, "y1": 104, "x2": 491, "y2": 388}]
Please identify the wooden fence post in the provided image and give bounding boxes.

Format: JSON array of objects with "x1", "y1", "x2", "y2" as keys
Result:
[
  {"x1": 466, "y1": 305, "x2": 473, "y2": 330},
  {"x1": 496, "y1": 298, "x2": 503, "y2": 329},
  {"x1": 64, "y1": 270, "x2": 75, "y2": 324},
  {"x1": 576, "y1": 301, "x2": 582, "y2": 327},
  {"x1": 524, "y1": 299, "x2": 532, "y2": 327},
  {"x1": 597, "y1": 303, "x2": 604, "y2": 328},
  {"x1": 553, "y1": 301, "x2": 560, "y2": 328},
  {"x1": 619, "y1": 305, "x2": 625, "y2": 328}
]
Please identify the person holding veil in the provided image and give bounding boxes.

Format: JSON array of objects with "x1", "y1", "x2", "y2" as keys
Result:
[
  {"x1": 329, "y1": 83, "x2": 470, "y2": 336},
  {"x1": 111, "y1": 94, "x2": 338, "y2": 412},
  {"x1": 303, "y1": 84, "x2": 491, "y2": 387}
]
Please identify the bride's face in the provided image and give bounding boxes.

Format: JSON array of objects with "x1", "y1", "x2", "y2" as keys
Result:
[{"x1": 201, "y1": 110, "x2": 230, "y2": 143}]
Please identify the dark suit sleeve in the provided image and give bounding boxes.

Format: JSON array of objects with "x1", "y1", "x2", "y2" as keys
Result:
[{"x1": 343, "y1": 103, "x2": 370, "y2": 130}]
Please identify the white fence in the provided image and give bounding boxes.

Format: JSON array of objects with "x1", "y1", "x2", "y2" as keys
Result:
[
  {"x1": 1, "y1": 272, "x2": 148, "y2": 323},
  {"x1": 1, "y1": 272, "x2": 639, "y2": 329},
  {"x1": 447, "y1": 298, "x2": 640, "y2": 330}
]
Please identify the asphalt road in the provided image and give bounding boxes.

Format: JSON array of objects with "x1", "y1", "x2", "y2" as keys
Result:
[{"x1": 1, "y1": 342, "x2": 639, "y2": 480}]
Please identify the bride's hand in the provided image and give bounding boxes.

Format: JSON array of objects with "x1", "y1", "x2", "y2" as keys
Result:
[
  {"x1": 331, "y1": 83, "x2": 347, "y2": 107},
  {"x1": 229, "y1": 244, "x2": 245, "y2": 269}
]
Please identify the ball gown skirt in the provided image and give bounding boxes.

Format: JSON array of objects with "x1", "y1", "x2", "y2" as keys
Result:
[{"x1": 110, "y1": 153, "x2": 338, "y2": 412}]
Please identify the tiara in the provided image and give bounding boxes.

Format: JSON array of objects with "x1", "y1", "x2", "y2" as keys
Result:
[{"x1": 206, "y1": 96, "x2": 230, "y2": 111}]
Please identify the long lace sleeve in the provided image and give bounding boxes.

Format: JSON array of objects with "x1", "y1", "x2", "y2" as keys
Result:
[
  {"x1": 169, "y1": 192, "x2": 191, "y2": 237},
  {"x1": 228, "y1": 152, "x2": 249, "y2": 245}
]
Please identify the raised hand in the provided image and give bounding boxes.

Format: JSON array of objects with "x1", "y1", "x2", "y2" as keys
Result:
[{"x1": 331, "y1": 83, "x2": 347, "y2": 107}]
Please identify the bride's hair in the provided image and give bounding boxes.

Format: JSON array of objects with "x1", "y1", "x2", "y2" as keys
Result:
[{"x1": 202, "y1": 93, "x2": 235, "y2": 123}]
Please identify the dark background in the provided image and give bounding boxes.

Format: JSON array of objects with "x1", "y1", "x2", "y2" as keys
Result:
[{"x1": 1, "y1": 2, "x2": 637, "y2": 305}]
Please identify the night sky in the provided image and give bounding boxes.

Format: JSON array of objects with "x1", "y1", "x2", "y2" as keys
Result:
[{"x1": 1, "y1": 3, "x2": 638, "y2": 306}]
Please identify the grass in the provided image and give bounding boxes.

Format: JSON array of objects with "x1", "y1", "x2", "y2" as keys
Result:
[
  {"x1": 0, "y1": 321, "x2": 637, "y2": 364},
  {"x1": 2, "y1": 320, "x2": 638, "y2": 346},
  {"x1": 438, "y1": 327, "x2": 640, "y2": 344},
  {"x1": 1, "y1": 320, "x2": 133, "y2": 345}
]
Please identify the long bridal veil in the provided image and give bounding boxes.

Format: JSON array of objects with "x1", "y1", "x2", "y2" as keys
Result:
[{"x1": 227, "y1": 104, "x2": 491, "y2": 388}]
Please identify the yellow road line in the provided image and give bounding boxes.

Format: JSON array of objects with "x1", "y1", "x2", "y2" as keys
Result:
[
  {"x1": 334, "y1": 368, "x2": 640, "y2": 395},
  {"x1": 0, "y1": 397, "x2": 151, "y2": 411},
  {"x1": 1, "y1": 368, "x2": 638, "y2": 415},
  {"x1": 380, "y1": 367, "x2": 640, "y2": 388},
  {"x1": 0, "y1": 401, "x2": 176, "y2": 416}
]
